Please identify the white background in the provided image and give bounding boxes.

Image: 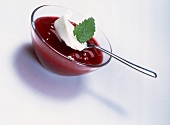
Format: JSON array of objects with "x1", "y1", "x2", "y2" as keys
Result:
[{"x1": 0, "y1": 0, "x2": 170, "y2": 125}]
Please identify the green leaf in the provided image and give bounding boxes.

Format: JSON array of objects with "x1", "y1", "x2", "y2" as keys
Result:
[{"x1": 73, "y1": 17, "x2": 95, "y2": 43}]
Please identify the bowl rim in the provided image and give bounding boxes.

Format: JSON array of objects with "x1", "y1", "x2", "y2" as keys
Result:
[{"x1": 31, "y1": 5, "x2": 112, "y2": 68}]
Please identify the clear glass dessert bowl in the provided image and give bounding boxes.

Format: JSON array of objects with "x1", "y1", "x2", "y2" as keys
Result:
[{"x1": 31, "y1": 5, "x2": 112, "y2": 76}]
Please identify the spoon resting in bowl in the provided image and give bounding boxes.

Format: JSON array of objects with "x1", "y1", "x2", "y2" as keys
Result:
[
  {"x1": 52, "y1": 23, "x2": 157, "y2": 78},
  {"x1": 87, "y1": 44, "x2": 157, "y2": 78}
]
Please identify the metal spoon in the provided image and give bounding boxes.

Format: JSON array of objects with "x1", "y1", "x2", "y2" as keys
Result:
[{"x1": 87, "y1": 44, "x2": 157, "y2": 78}]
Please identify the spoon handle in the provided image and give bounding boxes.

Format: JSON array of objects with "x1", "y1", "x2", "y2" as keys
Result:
[{"x1": 93, "y1": 45, "x2": 157, "y2": 78}]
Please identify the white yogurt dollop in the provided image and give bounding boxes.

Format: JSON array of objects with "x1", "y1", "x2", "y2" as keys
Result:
[{"x1": 54, "y1": 16, "x2": 87, "y2": 51}]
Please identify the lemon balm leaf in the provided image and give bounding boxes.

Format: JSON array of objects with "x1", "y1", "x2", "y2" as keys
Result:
[{"x1": 73, "y1": 17, "x2": 95, "y2": 43}]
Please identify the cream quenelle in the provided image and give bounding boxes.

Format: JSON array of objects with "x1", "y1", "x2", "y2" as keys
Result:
[{"x1": 54, "y1": 15, "x2": 87, "y2": 51}]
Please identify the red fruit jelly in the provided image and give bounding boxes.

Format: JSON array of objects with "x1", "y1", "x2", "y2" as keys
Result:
[{"x1": 31, "y1": 16, "x2": 103, "y2": 76}]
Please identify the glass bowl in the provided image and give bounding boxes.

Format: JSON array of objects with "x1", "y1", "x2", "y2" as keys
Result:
[{"x1": 31, "y1": 5, "x2": 112, "y2": 76}]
